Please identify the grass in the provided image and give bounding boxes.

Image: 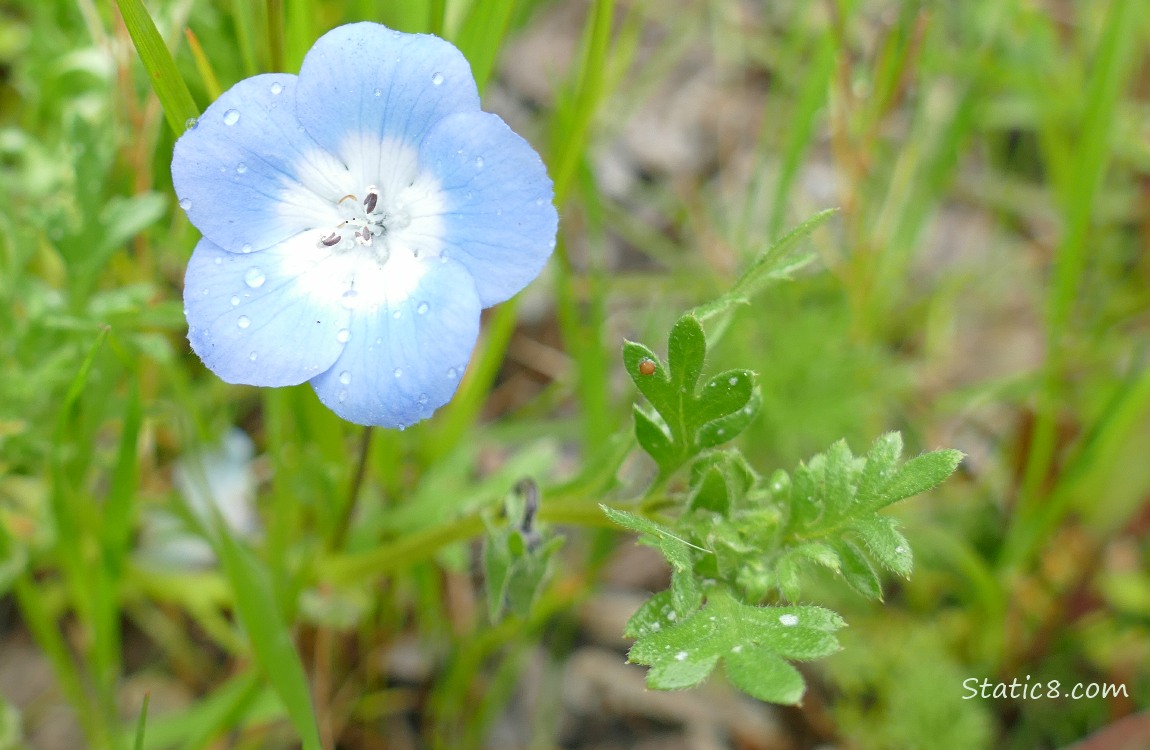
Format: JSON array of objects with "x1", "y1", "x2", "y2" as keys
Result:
[{"x1": 0, "y1": 0, "x2": 1148, "y2": 748}]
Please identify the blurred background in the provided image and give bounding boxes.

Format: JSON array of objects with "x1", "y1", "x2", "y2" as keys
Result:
[{"x1": 0, "y1": 0, "x2": 1148, "y2": 748}]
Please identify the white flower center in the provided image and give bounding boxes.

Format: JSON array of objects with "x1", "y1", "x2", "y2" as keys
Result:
[{"x1": 316, "y1": 185, "x2": 413, "y2": 263}]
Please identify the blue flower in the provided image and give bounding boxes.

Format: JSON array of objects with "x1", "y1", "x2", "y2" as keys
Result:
[{"x1": 173, "y1": 23, "x2": 557, "y2": 428}]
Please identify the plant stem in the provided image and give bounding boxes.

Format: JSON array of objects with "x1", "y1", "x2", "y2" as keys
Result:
[{"x1": 329, "y1": 426, "x2": 373, "y2": 551}]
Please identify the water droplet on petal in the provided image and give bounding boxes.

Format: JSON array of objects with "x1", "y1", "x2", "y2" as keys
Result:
[
  {"x1": 779, "y1": 614, "x2": 799, "y2": 627},
  {"x1": 241, "y1": 244, "x2": 253, "y2": 254},
  {"x1": 249, "y1": 351, "x2": 258, "y2": 361},
  {"x1": 728, "y1": 376, "x2": 738, "y2": 386},
  {"x1": 336, "y1": 328, "x2": 350, "y2": 343},
  {"x1": 178, "y1": 198, "x2": 191, "y2": 211},
  {"x1": 201, "y1": 288, "x2": 209, "y2": 295},
  {"x1": 230, "y1": 295, "x2": 240, "y2": 306},
  {"x1": 339, "y1": 371, "x2": 351, "y2": 385},
  {"x1": 446, "y1": 367, "x2": 457, "y2": 379},
  {"x1": 418, "y1": 393, "x2": 429, "y2": 405},
  {"x1": 213, "y1": 257, "x2": 222, "y2": 265},
  {"x1": 341, "y1": 289, "x2": 359, "y2": 309},
  {"x1": 237, "y1": 315, "x2": 250, "y2": 329},
  {"x1": 417, "y1": 302, "x2": 429, "y2": 315},
  {"x1": 270, "y1": 82, "x2": 283, "y2": 95},
  {"x1": 184, "y1": 117, "x2": 198, "y2": 131},
  {"x1": 244, "y1": 268, "x2": 266, "y2": 288},
  {"x1": 373, "y1": 88, "x2": 382, "y2": 97},
  {"x1": 392, "y1": 309, "x2": 402, "y2": 319},
  {"x1": 393, "y1": 368, "x2": 403, "y2": 378},
  {"x1": 236, "y1": 163, "x2": 247, "y2": 174},
  {"x1": 223, "y1": 109, "x2": 240, "y2": 126},
  {"x1": 474, "y1": 156, "x2": 484, "y2": 169},
  {"x1": 338, "y1": 389, "x2": 348, "y2": 403},
  {"x1": 431, "y1": 71, "x2": 444, "y2": 86}
]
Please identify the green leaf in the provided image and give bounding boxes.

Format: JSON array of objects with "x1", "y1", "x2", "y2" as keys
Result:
[
  {"x1": 633, "y1": 405, "x2": 676, "y2": 472},
  {"x1": 627, "y1": 590, "x2": 844, "y2": 703},
  {"x1": 692, "y1": 208, "x2": 836, "y2": 322},
  {"x1": 724, "y1": 647, "x2": 806, "y2": 704},
  {"x1": 852, "y1": 516, "x2": 914, "y2": 577},
  {"x1": 113, "y1": 0, "x2": 199, "y2": 134},
  {"x1": 688, "y1": 463, "x2": 731, "y2": 514},
  {"x1": 835, "y1": 540, "x2": 884, "y2": 600},
  {"x1": 870, "y1": 449, "x2": 963, "y2": 510},
  {"x1": 858, "y1": 432, "x2": 903, "y2": 505},
  {"x1": 600, "y1": 505, "x2": 705, "y2": 572},
  {"x1": 215, "y1": 533, "x2": 321, "y2": 750},
  {"x1": 667, "y1": 315, "x2": 706, "y2": 393},
  {"x1": 698, "y1": 385, "x2": 761, "y2": 449},
  {"x1": 625, "y1": 316, "x2": 758, "y2": 472}
]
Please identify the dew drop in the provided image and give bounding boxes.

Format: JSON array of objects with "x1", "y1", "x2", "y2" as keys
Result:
[
  {"x1": 340, "y1": 289, "x2": 359, "y2": 309},
  {"x1": 270, "y1": 81, "x2": 283, "y2": 95},
  {"x1": 393, "y1": 368, "x2": 403, "y2": 378},
  {"x1": 731, "y1": 645, "x2": 743, "y2": 654},
  {"x1": 249, "y1": 351, "x2": 258, "y2": 361},
  {"x1": 474, "y1": 156, "x2": 484, "y2": 169},
  {"x1": 178, "y1": 198, "x2": 192, "y2": 211},
  {"x1": 666, "y1": 611, "x2": 677, "y2": 621},
  {"x1": 201, "y1": 288, "x2": 209, "y2": 296},
  {"x1": 373, "y1": 88, "x2": 382, "y2": 97},
  {"x1": 416, "y1": 301, "x2": 429, "y2": 315},
  {"x1": 392, "y1": 309, "x2": 402, "y2": 319},
  {"x1": 241, "y1": 243, "x2": 253, "y2": 254},
  {"x1": 375, "y1": 337, "x2": 383, "y2": 345},
  {"x1": 230, "y1": 295, "x2": 240, "y2": 306},
  {"x1": 336, "y1": 328, "x2": 351, "y2": 343},
  {"x1": 728, "y1": 376, "x2": 738, "y2": 386},
  {"x1": 779, "y1": 614, "x2": 799, "y2": 627},
  {"x1": 184, "y1": 117, "x2": 198, "y2": 131},
  {"x1": 535, "y1": 197, "x2": 544, "y2": 206},
  {"x1": 213, "y1": 257, "x2": 222, "y2": 265},
  {"x1": 417, "y1": 393, "x2": 429, "y2": 406},
  {"x1": 465, "y1": 191, "x2": 473, "y2": 201},
  {"x1": 650, "y1": 622, "x2": 661, "y2": 632},
  {"x1": 446, "y1": 367, "x2": 457, "y2": 379},
  {"x1": 338, "y1": 389, "x2": 348, "y2": 403},
  {"x1": 237, "y1": 315, "x2": 250, "y2": 329},
  {"x1": 223, "y1": 109, "x2": 240, "y2": 126},
  {"x1": 674, "y1": 651, "x2": 688, "y2": 662},
  {"x1": 339, "y1": 371, "x2": 351, "y2": 385},
  {"x1": 895, "y1": 545, "x2": 906, "y2": 554},
  {"x1": 236, "y1": 163, "x2": 248, "y2": 174},
  {"x1": 431, "y1": 71, "x2": 444, "y2": 86},
  {"x1": 243, "y1": 267, "x2": 266, "y2": 288}
]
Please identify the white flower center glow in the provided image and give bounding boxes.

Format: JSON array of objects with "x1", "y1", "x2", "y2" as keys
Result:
[
  {"x1": 274, "y1": 135, "x2": 448, "y2": 312},
  {"x1": 316, "y1": 185, "x2": 411, "y2": 263}
]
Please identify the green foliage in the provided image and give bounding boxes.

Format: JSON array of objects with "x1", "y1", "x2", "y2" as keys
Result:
[
  {"x1": 483, "y1": 480, "x2": 564, "y2": 621},
  {"x1": 624, "y1": 315, "x2": 760, "y2": 476},
  {"x1": 608, "y1": 312, "x2": 963, "y2": 703}
]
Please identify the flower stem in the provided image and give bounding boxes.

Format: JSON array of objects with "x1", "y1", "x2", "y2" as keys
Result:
[{"x1": 329, "y1": 426, "x2": 373, "y2": 551}]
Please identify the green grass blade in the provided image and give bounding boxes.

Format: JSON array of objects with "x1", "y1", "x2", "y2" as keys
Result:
[
  {"x1": 215, "y1": 531, "x2": 321, "y2": 749},
  {"x1": 451, "y1": 0, "x2": 517, "y2": 93},
  {"x1": 132, "y1": 694, "x2": 150, "y2": 750},
  {"x1": 113, "y1": 0, "x2": 199, "y2": 133}
]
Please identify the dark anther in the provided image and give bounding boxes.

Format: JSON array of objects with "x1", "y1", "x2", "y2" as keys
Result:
[
  {"x1": 320, "y1": 232, "x2": 342, "y2": 246},
  {"x1": 363, "y1": 191, "x2": 378, "y2": 214}
]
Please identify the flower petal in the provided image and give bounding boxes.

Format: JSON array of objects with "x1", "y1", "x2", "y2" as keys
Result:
[
  {"x1": 184, "y1": 236, "x2": 352, "y2": 386},
  {"x1": 309, "y1": 255, "x2": 481, "y2": 428},
  {"x1": 172, "y1": 73, "x2": 347, "y2": 254},
  {"x1": 418, "y1": 111, "x2": 557, "y2": 307},
  {"x1": 295, "y1": 22, "x2": 480, "y2": 190}
]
